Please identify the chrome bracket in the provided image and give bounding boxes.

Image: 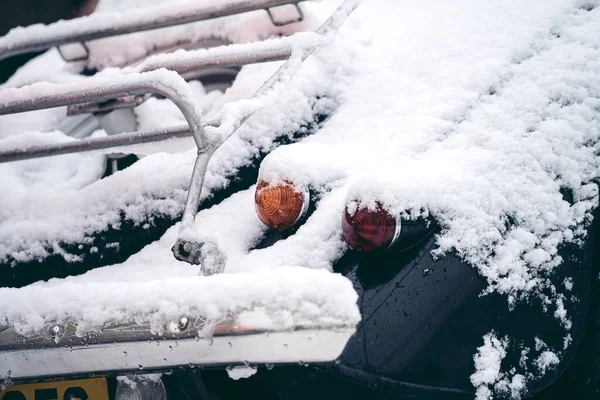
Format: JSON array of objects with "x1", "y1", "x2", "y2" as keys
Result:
[
  {"x1": 267, "y1": 3, "x2": 305, "y2": 27},
  {"x1": 57, "y1": 42, "x2": 90, "y2": 63},
  {"x1": 66, "y1": 94, "x2": 145, "y2": 116}
]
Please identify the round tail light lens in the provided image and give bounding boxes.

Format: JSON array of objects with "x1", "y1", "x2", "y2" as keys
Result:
[
  {"x1": 255, "y1": 180, "x2": 309, "y2": 231},
  {"x1": 342, "y1": 203, "x2": 401, "y2": 252}
]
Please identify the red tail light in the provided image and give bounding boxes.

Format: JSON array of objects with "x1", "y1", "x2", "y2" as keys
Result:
[
  {"x1": 255, "y1": 180, "x2": 309, "y2": 231},
  {"x1": 342, "y1": 203, "x2": 400, "y2": 252}
]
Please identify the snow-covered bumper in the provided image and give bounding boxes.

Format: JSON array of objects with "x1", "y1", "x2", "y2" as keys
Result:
[{"x1": 0, "y1": 267, "x2": 359, "y2": 382}]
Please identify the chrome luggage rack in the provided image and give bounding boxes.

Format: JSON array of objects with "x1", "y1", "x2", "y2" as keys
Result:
[
  {"x1": 0, "y1": 0, "x2": 359, "y2": 267},
  {"x1": 0, "y1": 0, "x2": 359, "y2": 381},
  {"x1": 0, "y1": 0, "x2": 306, "y2": 63}
]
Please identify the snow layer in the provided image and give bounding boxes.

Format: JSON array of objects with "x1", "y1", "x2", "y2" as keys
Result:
[
  {"x1": 85, "y1": 0, "x2": 320, "y2": 69},
  {"x1": 0, "y1": 266, "x2": 360, "y2": 337},
  {"x1": 0, "y1": 131, "x2": 106, "y2": 192},
  {"x1": 259, "y1": 0, "x2": 600, "y2": 306},
  {"x1": 0, "y1": 0, "x2": 361, "y2": 339},
  {"x1": 472, "y1": 333, "x2": 564, "y2": 400}
]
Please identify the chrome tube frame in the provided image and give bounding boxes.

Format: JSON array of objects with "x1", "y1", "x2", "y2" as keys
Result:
[
  {"x1": 0, "y1": 0, "x2": 360, "y2": 266},
  {"x1": 65, "y1": 34, "x2": 310, "y2": 116},
  {"x1": 138, "y1": 34, "x2": 306, "y2": 75},
  {"x1": 0, "y1": 0, "x2": 303, "y2": 62},
  {"x1": 0, "y1": 71, "x2": 207, "y2": 150}
]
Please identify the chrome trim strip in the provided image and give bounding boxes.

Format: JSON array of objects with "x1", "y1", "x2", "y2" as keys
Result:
[{"x1": 0, "y1": 328, "x2": 355, "y2": 381}]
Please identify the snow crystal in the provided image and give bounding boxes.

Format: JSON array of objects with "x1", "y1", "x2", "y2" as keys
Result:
[
  {"x1": 554, "y1": 294, "x2": 572, "y2": 329},
  {"x1": 534, "y1": 337, "x2": 547, "y2": 352},
  {"x1": 494, "y1": 374, "x2": 527, "y2": 400},
  {"x1": 471, "y1": 333, "x2": 508, "y2": 400},
  {"x1": 227, "y1": 366, "x2": 258, "y2": 380},
  {"x1": 563, "y1": 333, "x2": 573, "y2": 350},
  {"x1": 563, "y1": 277, "x2": 574, "y2": 291},
  {"x1": 117, "y1": 374, "x2": 162, "y2": 386},
  {"x1": 519, "y1": 348, "x2": 530, "y2": 370},
  {"x1": 534, "y1": 351, "x2": 560, "y2": 375}
]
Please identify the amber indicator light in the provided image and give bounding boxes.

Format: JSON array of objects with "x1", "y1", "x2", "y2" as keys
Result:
[{"x1": 255, "y1": 180, "x2": 307, "y2": 231}]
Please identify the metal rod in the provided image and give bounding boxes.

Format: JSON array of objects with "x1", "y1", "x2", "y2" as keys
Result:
[
  {"x1": 0, "y1": 0, "x2": 302, "y2": 61},
  {"x1": 0, "y1": 34, "x2": 319, "y2": 164},
  {"x1": 206, "y1": 0, "x2": 361, "y2": 142},
  {"x1": 0, "y1": 125, "x2": 190, "y2": 163},
  {"x1": 149, "y1": 47, "x2": 291, "y2": 73},
  {"x1": 139, "y1": 35, "x2": 306, "y2": 74},
  {"x1": 0, "y1": 70, "x2": 207, "y2": 149},
  {"x1": 180, "y1": 151, "x2": 212, "y2": 231}
]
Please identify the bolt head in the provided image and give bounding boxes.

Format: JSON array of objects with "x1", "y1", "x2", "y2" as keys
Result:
[{"x1": 178, "y1": 317, "x2": 189, "y2": 331}]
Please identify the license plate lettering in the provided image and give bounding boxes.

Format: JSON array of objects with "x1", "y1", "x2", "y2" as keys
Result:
[{"x1": 1, "y1": 379, "x2": 106, "y2": 400}]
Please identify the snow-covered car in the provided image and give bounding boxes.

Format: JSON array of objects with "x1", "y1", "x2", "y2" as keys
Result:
[{"x1": 1, "y1": 0, "x2": 600, "y2": 399}]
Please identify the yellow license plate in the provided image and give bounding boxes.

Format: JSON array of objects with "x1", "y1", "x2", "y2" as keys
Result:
[{"x1": 0, "y1": 378, "x2": 108, "y2": 400}]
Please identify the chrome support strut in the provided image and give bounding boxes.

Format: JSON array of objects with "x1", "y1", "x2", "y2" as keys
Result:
[
  {"x1": 0, "y1": 0, "x2": 303, "y2": 62},
  {"x1": 0, "y1": 0, "x2": 361, "y2": 267}
]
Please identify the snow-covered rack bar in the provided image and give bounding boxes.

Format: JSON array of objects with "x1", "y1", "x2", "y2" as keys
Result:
[
  {"x1": 0, "y1": 0, "x2": 360, "y2": 383},
  {"x1": 0, "y1": 0, "x2": 305, "y2": 62}
]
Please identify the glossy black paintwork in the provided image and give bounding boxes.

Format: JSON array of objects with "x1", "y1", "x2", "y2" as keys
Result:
[{"x1": 319, "y1": 216, "x2": 597, "y2": 397}]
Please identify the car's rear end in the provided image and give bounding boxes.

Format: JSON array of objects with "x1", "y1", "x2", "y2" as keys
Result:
[
  {"x1": 0, "y1": 1, "x2": 361, "y2": 398},
  {"x1": 2, "y1": 1, "x2": 600, "y2": 399}
]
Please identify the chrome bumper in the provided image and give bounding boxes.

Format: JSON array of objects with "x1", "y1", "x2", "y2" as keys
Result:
[{"x1": 0, "y1": 326, "x2": 354, "y2": 381}]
